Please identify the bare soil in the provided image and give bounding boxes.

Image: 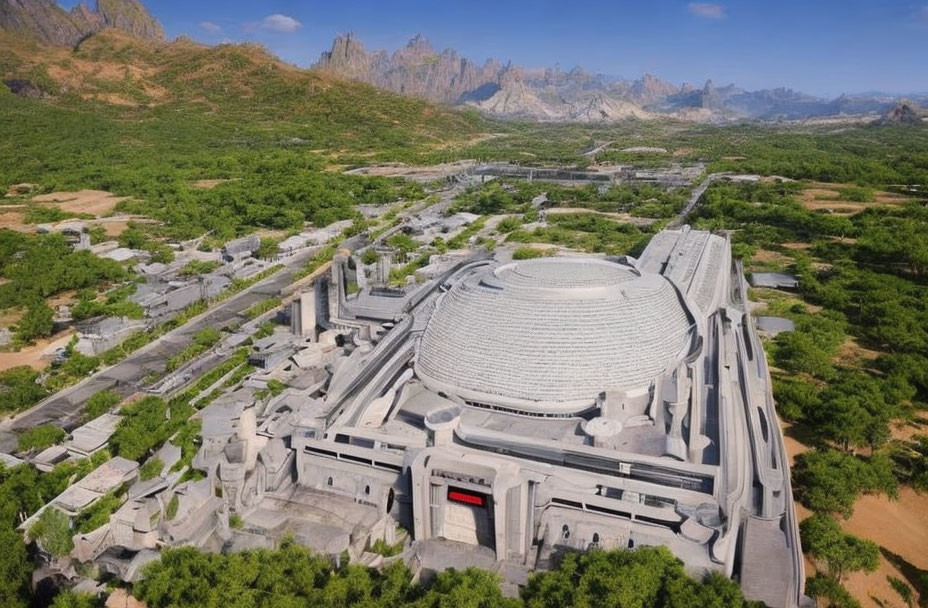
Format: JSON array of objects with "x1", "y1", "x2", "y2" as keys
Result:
[
  {"x1": 0, "y1": 207, "x2": 28, "y2": 232},
  {"x1": 780, "y1": 420, "x2": 927, "y2": 608},
  {"x1": 834, "y1": 337, "x2": 881, "y2": 366},
  {"x1": 191, "y1": 179, "x2": 236, "y2": 189},
  {"x1": 32, "y1": 190, "x2": 129, "y2": 217},
  {"x1": 0, "y1": 329, "x2": 73, "y2": 372}
]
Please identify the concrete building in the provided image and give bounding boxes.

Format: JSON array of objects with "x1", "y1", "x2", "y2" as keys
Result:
[
  {"x1": 286, "y1": 227, "x2": 802, "y2": 607},
  {"x1": 68, "y1": 227, "x2": 803, "y2": 607},
  {"x1": 74, "y1": 316, "x2": 146, "y2": 356}
]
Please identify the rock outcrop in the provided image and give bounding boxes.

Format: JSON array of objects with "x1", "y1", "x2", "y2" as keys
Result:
[
  {"x1": 877, "y1": 101, "x2": 923, "y2": 125},
  {"x1": 0, "y1": 0, "x2": 164, "y2": 47},
  {"x1": 315, "y1": 33, "x2": 506, "y2": 104}
]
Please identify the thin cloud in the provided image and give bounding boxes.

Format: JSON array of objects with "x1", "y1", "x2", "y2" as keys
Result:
[
  {"x1": 199, "y1": 21, "x2": 222, "y2": 34},
  {"x1": 260, "y1": 14, "x2": 302, "y2": 33},
  {"x1": 688, "y1": 3, "x2": 726, "y2": 19}
]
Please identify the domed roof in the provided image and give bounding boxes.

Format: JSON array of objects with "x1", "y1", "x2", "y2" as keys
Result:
[{"x1": 415, "y1": 257, "x2": 694, "y2": 414}]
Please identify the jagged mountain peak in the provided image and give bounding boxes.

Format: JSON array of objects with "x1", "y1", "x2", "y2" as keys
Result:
[{"x1": 0, "y1": 0, "x2": 163, "y2": 47}]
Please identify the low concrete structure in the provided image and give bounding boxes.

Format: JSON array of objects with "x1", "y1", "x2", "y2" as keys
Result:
[
  {"x1": 749, "y1": 272, "x2": 799, "y2": 290},
  {"x1": 74, "y1": 317, "x2": 146, "y2": 356}
]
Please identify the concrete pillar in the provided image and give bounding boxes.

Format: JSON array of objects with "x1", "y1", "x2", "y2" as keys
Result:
[{"x1": 290, "y1": 290, "x2": 317, "y2": 340}]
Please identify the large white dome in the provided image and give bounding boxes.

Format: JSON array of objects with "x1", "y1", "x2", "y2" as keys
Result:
[{"x1": 415, "y1": 257, "x2": 693, "y2": 415}]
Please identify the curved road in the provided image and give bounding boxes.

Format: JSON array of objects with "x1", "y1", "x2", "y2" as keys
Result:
[{"x1": 0, "y1": 249, "x2": 318, "y2": 441}]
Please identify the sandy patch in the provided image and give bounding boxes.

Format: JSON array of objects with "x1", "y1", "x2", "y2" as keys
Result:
[
  {"x1": 191, "y1": 179, "x2": 236, "y2": 189},
  {"x1": 752, "y1": 249, "x2": 792, "y2": 266},
  {"x1": 842, "y1": 556, "x2": 920, "y2": 608},
  {"x1": 0, "y1": 208, "x2": 28, "y2": 232},
  {"x1": 781, "y1": 242, "x2": 812, "y2": 250},
  {"x1": 845, "y1": 487, "x2": 928, "y2": 571},
  {"x1": 32, "y1": 190, "x2": 128, "y2": 217},
  {"x1": 100, "y1": 220, "x2": 130, "y2": 237},
  {"x1": 799, "y1": 184, "x2": 909, "y2": 215},
  {"x1": 834, "y1": 337, "x2": 881, "y2": 366},
  {"x1": 0, "y1": 329, "x2": 74, "y2": 372}
]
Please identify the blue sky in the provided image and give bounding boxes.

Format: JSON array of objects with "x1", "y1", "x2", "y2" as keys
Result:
[{"x1": 61, "y1": 0, "x2": 928, "y2": 96}]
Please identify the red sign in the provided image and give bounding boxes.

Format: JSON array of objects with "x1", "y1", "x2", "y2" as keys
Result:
[{"x1": 447, "y1": 487, "x2": 487, "y2": 508}]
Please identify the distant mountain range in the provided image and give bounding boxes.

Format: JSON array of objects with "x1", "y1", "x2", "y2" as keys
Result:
[
  {"x1": 0, "y1": 0, "x2": 924, "y2": 124},
  {"x1": 315, "y1": 34, "x2": 928, "y2": 123}
]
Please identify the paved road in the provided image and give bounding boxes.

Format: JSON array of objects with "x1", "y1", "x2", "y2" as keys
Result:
[
  {"x1": 668, "y1": 173, "x2": 730, "y2": 229},
  {"x1": 0, "y1": 250, "x2": 317, "y2": 436}
]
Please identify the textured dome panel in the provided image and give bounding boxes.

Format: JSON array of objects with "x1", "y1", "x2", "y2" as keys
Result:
[{"x1": 415, "y1": 257, "x2": 693, "y2": 412}]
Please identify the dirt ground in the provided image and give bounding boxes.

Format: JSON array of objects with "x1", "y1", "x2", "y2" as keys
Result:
[
  {"x1": 799, "y1": 183, "x2": 909, "y2": 215},
  {"x1": 834, "y1": 337, "x2": 881, "y2": 366},
  {"x1": 780, "y1": 419, "x2": 927, "y2": 608},
  {"x1": 0, "y1": 206, "x2": 28, "y2": 232},
  {"x1": 32, "y1": 190, "x2": 129, "y2": 217},
  {"x1": 781, "y1": 242, "x2": 812, "y2": 251},
  {"x1": 190, "y1": 178, "x2": 236, "y2": 189},
  {"x1": 348, "y1": 161, "x2": 476, "y2": 179},
  {"x1": 0, "y1": 329, "x2": 73, "y2": 372}
]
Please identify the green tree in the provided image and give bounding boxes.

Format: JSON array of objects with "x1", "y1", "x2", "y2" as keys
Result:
[
  {"x1": 0, "y1": 524, "x2": 32, "y2": 608},
  {"x1": 256, "y1": 237, "x2": 280, "y2": 260},
  {"x1": 51, "y1": 591, "x2": 103, "y2": 608},
  {"x1": 194, "y1": 327, "x2": 222, "y2": 348},
  {"x1": 84, "y1": 388, "x2": 122, "y2": 421},
  {"x1": 804, "y1": 574, "x2": 861, "y2": 608},
  {"x1": 30, "y1": 507, "x2": 74, "y2": 557},
  {"x1": 0, "y1": 366, "x2": 48, "y2": 415},
  {"x1": 800, "y1": 513, "x2": 879, "y2": 580},
  {"x1": 15, "y1": 300, "x2": 54, "y2": 344},
  {"x1": 792, "y1": 449, "x2": 898, "y2": 517}
]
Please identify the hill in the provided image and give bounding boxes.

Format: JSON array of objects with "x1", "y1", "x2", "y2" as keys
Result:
[{"x1": 0, "y1": 28, "x2": 489, "y2": 239}]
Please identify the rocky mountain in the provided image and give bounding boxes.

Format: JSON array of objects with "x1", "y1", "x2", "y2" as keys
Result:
[
  {"x1": 315, "y1": 33, "x2": 506, "y2": 104},
  {"x1": 876, "y1": 100, "x2": 924, "y2": 125},
  {"x1": 0, "y1": 0, "x2": 164, "y2": 48},
  {"x1": 315, "y1": 33, "x2": 925, "y2": 123}
]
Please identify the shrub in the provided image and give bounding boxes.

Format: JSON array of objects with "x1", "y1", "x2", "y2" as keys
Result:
[{"x1": 17, "y1": 424, "x2": 66, "y2": 453}]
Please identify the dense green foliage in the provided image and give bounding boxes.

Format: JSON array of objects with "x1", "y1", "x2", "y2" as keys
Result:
[
  {"x1": 83, "y1": 388, "x2": 122, "y2": 421},
  {"x1": 132, "y1": 543, "x2": 752, "y2": 608},
  {"x1": 452, "y1": 179, "x2": 687, "y2": 219},
  {"x1": 0, "y1": 231, "x2": 128, "y2": 311},
  {"x1": 507, "y1": 212, "x2": 652, "y2": 256},
  {"x1": 16, "y1": 423, "x2": 66, "y2": 453},
  {"x1": 800, "y1": 513, "x2": 879, "y2": 581},
  {"x1": 0, "y1": 366, "x2": 48, "y2": 415},
  {"x1": 29, "y1": 506, "x2": 73, "y2": 557},
  {"x1": 110, "y1": 396, "x2": 194, "y2": 461}
]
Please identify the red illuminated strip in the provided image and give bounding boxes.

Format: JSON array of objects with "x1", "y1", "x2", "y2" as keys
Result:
[{"x1": 448, "y1": 488, "x2": 486, "y2": 507}]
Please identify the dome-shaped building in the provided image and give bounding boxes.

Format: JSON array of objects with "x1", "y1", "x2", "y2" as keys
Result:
[{"x1": 415, "y1": 256, "x2": 695, "y2": 415}]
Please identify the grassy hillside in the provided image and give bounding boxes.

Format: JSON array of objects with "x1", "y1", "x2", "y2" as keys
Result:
[{"x1": 0, "y1": 30, "x2": 490, "y2": 237}]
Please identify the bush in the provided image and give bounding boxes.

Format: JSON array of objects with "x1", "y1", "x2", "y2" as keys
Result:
[
  {"x1": 793, "y1": 449, "x2": 898, "y2": 517},
  {"x1": 512, "y1": 247, "x2": 551, "y2": 260},
  {"x1": 84, "y1": 389, "x2": 122, "y2": 421},
  {"x1": 29, "y1": 507, "x2": 73, "y2": 557},
  {"x1": 0, "y1": 366, "x2": 48, "y2": 415},
  {"x1": 800, "y1": 513, "x2": 879, "y2": 580},
  {"x1": 17, "y1": 425, "x2": 66, "y2": 453}
]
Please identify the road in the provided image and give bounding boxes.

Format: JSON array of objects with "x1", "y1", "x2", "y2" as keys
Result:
[
  {"x1": 668, "y1": 172, "x2": 730, "y2": 229},
  {"x1": 0, "y1": 250, "x2": 318, "y2": 437}
]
